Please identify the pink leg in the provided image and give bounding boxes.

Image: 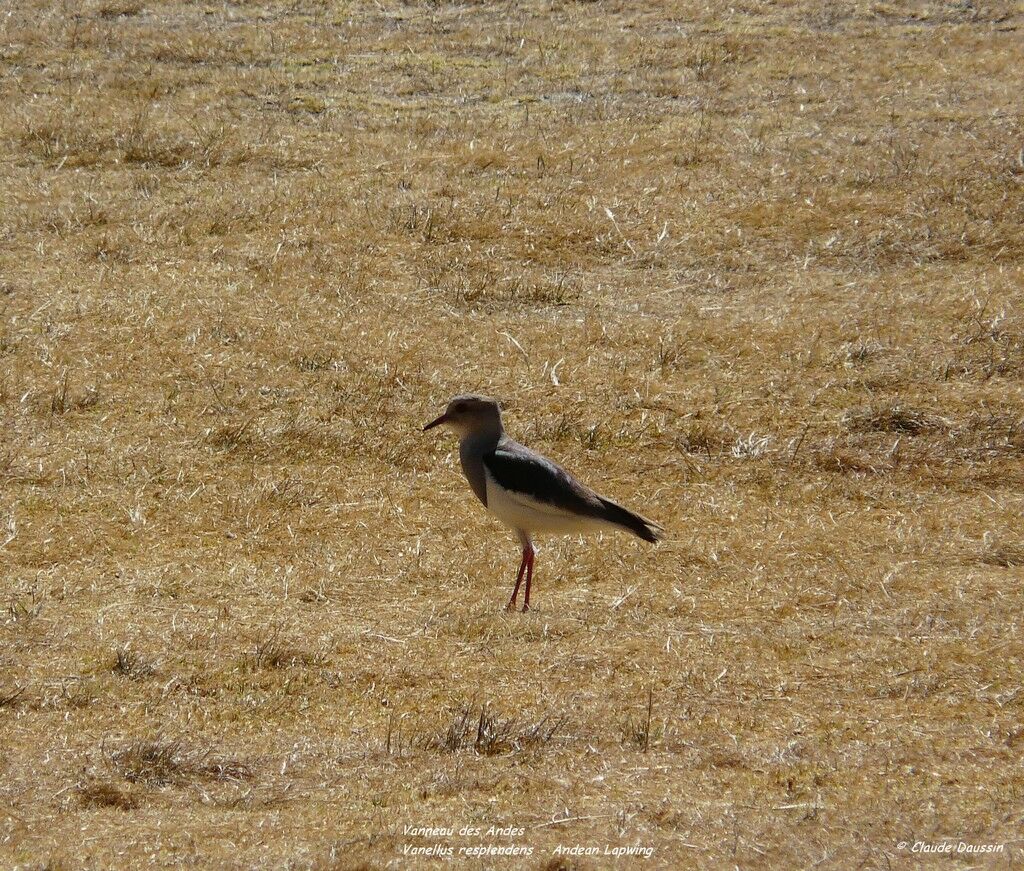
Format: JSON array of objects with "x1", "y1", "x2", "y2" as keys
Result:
[
  {"x1": 521, "y1": 542, "x2": 536, "y2": 612},
  {"x1": 507, "y1": 531, "x2": 536, "y2": 613},
  {"x1": 506, "y1": 552, "x2": 528, "y2": 611}
]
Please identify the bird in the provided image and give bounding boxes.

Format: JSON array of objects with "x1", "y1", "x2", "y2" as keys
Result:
[{"x1": 423, "y1": 394, "x2": 663, "y2": 611}]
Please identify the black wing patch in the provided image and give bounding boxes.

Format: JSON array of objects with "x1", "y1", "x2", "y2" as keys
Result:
[
  {"x1": 483, "y1": 446, "x2": 602, "y2": 517},
  {"x1": 484, "y1": 442, "x2": 664, "y2": 542}
]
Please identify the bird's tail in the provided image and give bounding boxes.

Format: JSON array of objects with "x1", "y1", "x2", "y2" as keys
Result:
[{"x1": 597, "y1": 497, "x2": 664, "y2": 543}]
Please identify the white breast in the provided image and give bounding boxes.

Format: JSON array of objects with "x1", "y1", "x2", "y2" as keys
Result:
[{"x1": 484, "y1": 469, "x2": 612, "y2": 535}]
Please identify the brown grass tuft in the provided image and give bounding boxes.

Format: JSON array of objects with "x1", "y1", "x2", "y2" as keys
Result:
[
  {"x1": 109, "y1": 737, "x2": 253, "y2": 787},
  {"x1": 541, "y1": 859, "x2": 594, "y2": 871},
  {"x1": 77, "y1": 780, "x2": 139, "y2": 811},
  {"x1": 420, "y1": 704, "x2": 564, "y2": 756},
  {"x1": 243, "y1": 627, "x2": 325, "y2": 672},
  {"x1": 844, "y1": 404, "x2": 951, "y2": 435},
  {"x1": 623, "y1": 688, "x2": 658, "y2": 752},
  {"x1": 0, "y1": 687, "x2": 25, "y2": 709},
  {"x1": 979, "y1": 541, "x2": 1024, "y2": 568},
  {"x1": 111, "y1": 647, "x2": 157, "y2": 680}
]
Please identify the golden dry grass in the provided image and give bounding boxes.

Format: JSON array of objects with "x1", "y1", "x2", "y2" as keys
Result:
[{"x1": 2, "y1": 1, "x2": 1023, "y2": 868}]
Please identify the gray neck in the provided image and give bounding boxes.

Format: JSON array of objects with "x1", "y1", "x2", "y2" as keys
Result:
[{"x1": 458, "y1": 426, "x2": 502, "y2": 507}]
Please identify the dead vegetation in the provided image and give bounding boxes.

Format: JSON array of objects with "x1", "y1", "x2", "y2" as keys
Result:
[
  {"x1": 844, "y1": 404, "x2": 951, "y2": 436},
  {"x1": 978, "y1": 540, "x2": 1024, "y2": 569},
  {"x1": 76, "y1": 781, "x2": 139, "y2": 811},
  {"x1": 623, "y1": 689, "x2": 658, "y2": 753},
  {"x1": 111, "y1": 647, "x2": 157, "y2": 680},
  {"x1": 1, "y1": 0, "x2": 1022, "y2": 868},
  {"x1": 108, "y1": 737, "x2": 254, "y2": 787},
  {"x1": 243, "y1": 626, "x2": 325, "y2": 672},
  {"x1": 419, "y1": 703, "x2": 565, "y2": 756},
  {"x1": 0, "y1": 687, "x2": 25, "y2": 709}
]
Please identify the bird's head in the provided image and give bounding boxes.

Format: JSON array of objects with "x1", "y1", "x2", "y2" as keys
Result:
[{"x1": 423, "y1": 394, "x2": 503, "y2": 438}]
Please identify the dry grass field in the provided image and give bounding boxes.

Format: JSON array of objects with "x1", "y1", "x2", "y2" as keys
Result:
[{"x1": 2, "y1": 0, "x2": 1024, "y2": 867}]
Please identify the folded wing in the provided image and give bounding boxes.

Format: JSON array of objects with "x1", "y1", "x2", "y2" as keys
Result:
[{"x1": 484, "y1": 441, "x2": 663, "y2": 542}]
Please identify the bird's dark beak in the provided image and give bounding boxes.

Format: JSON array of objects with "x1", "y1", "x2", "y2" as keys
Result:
[{"x1": 423, "y1": 413, "x2": 448, "y2": 432}]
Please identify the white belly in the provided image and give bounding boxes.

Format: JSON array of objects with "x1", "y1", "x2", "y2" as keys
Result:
[{"x1": 484, "y1": 469, "x2": 612, "y2": 535}]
